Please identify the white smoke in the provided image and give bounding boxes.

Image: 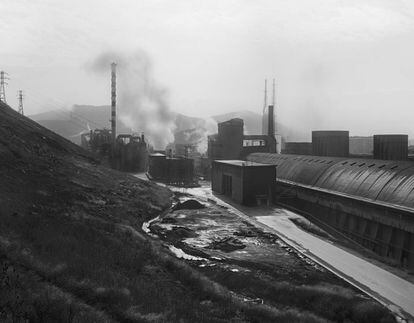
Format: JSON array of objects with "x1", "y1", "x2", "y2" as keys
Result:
[{"x1": 88, "y1": 50, "x2": 175, "y2": 149}]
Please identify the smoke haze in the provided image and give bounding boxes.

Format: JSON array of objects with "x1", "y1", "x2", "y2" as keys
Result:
[{"x1": 88, "y1": 50, "x2": 175, "y2": 149}]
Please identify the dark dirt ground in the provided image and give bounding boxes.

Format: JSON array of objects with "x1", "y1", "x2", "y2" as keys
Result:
[{"x1": 148, "y1": 193, "x2": 397, "y2": 323}]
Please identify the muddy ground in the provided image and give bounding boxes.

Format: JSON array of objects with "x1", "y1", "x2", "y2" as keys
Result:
[{"x1": 148, "y1": 191, "x2": 397, "y2": 323}]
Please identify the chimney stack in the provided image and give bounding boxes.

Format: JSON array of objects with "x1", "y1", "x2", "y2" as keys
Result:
[
  {"x1": 268, "y1": 105, "x2": 274, "y2": 137},
  {"x1": 111, "y1": 62, "x2": 117, "y2": 144}
]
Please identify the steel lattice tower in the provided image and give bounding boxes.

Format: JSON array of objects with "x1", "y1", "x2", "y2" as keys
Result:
[
  {"x1": 0, "y1": 71, "x2": 8, "y2": 103},
  {"x1": 18, "y1": 90, "x2": 24, "y2": 115}
]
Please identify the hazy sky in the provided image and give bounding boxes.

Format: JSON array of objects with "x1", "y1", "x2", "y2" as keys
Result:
[{"x1": 1, "y1": 0, "x2": 414, "y2": 139}]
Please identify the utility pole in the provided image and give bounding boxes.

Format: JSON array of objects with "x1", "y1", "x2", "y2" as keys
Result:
[
  {"x1": 0, "y1": 71, "x2": 9, "y2": 103},
  {"x1": 18, "y1": 90, "x2": 24, "y2": 115}
]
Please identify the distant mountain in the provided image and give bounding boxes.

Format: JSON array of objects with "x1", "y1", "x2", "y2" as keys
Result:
[
  {"x1": 29, "y1": 105, "x2": 302, "y2": 148},
  {"x1": 29, "y1": 106, "x2": 211, "y2": 146},
  {"x1": 29, "y1": 105, "x2": 133, "y2": 145}
]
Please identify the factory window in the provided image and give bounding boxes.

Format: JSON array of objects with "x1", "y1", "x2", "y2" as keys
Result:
[{"x1": 243, "y1": 139, "x2": 266, "y2": 147}]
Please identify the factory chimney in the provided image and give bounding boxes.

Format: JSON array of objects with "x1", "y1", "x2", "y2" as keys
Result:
[
  {"x1": 262, "y1": 79, "x2": 268, "y2": 135},
  {"x1": 111, "y1": 62, "x2": 117, "y2": 144},
  {"x1": 268, "y1": 105, "x2": 274, "y2": 137}
]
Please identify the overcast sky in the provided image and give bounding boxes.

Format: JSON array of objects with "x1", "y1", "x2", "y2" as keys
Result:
[{"x1": 1, "y1": 0, "x2": 414, "y2": 139}]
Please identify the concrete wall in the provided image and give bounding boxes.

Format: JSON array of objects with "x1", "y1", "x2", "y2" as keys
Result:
[
  {"x1": 211, "y1": 162, "x2": 243, "y2": 203},
  {"x1": 275, "y1": 181, "x2": 414, "y2": 270},
  {"x1": 242, "y1": 166, "x2": 276, "y2": 205}
]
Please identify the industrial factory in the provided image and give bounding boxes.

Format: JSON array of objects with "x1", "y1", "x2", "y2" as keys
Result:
[
  {"x1": 5, "y1": 2, "x2": 414, "y2": 321},
  {"x1": 203, "y1": 80, "x2": 414, "y2": 272},
  {"x1": 31, "y1": 60, "x2": 414, "y2": 273}
]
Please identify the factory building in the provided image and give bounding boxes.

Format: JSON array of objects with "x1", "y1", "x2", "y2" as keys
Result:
[
  {"x1": 282, "y1": 142, "x2": 312, "y2": 155},
  {"x1": 373, "y1": 134, "x2": 408, "y2": 161},
  {"x1": 312, "y1": 130, "x2": 349, "y2": 157},
  {"x1": 247, "y1": 152, "x2": 414, "y2": 270},
  {"x1": 148, "y1": 153, "x2": 197, "y2": 187},
  {"x1": 208, "y1": 106, "x2": 277, "y2": 161},
  {"x1": 211, "y1": 160, "x2": 276, "y2": 205}
]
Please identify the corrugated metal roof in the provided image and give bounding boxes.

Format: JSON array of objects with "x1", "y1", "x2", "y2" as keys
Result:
[
  {"x1": 214, "y1": 160, "x2": 275, "y2": 167},
  {"x1": 247, "y1": 153, "x2": 414, "y2": 209}
]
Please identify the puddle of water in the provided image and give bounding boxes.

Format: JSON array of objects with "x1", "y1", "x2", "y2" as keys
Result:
[
  {"x1": 142, "y1": 215, "x2": 160, "y2": 234},
  {"x1": 168, "y1": 245, "x2": 205, "y2": 261}
]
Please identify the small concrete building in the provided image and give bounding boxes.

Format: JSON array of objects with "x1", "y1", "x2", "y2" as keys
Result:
[{"x1": 211, "y1": 160, "x2": 276, "y2": 205}]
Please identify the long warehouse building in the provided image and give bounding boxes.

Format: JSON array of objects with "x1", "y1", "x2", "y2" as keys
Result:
[{"x1": 247, "y1": 152, "x2": 414, "y2": 270}]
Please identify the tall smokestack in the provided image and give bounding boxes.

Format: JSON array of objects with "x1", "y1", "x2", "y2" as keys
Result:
[
  {"x1": 268, "y1": 105, "x2": 274, "y2": 137},
  {"x1": 262, "y1": 79, "x2": 268, "y2": 135},
  {"x1": 111, "y1": 62, "x2": 117, "y2": 144}
]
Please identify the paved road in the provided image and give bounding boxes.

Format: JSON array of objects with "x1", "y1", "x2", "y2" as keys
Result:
[{"x1": 253, "y1": 211, "x2": 414, "y2": 320}]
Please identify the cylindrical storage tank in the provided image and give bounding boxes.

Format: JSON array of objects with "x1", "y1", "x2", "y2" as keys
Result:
[
  {"x1": 312, "y1": 130, "x2": 349, "y2": 157},
  {"x1": 148, "y1": 153, "x2": 166, "y2": 179},
  {"x1": 282, "y1": 142, "x2": 312, "y2": 155},
  {"x1": 373, "y1": 134, "x2": 408, "y2": 160}
]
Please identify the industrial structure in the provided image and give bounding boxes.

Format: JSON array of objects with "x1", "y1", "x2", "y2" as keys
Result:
[
  {"x1": 80, "y1": 63, "x2": 149, "y2": 172},
  {"x1": 247, "y1": 152, "x2": 414, "y2": 270},
  {"x1": 208, "y1": 105, "x2": 277, "y2": 161},
  {"x1": 282, "y1": 142, "x2": 312, "y2": 155},
  {"x1": 148, "y1": 153, "x2": 197, "y2": 187},
  {"x1": 373, "y1": 134, "x2": 408, "y2": 161},
  {"x1": 312, "y1": 130, "x2": 349, "y2": 157},
  {"x1": 18, "y1": 90, "x2": 24, "y2": 115},
  {"x1": 0, "y1": 71, "x2": 8, "y2": 104},
  {"x1": 211, "y1": 160, "x2": 276, "y2": 205}
]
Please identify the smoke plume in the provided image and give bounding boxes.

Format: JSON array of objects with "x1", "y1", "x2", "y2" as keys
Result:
[{"x1": 89, "y1": 50, "x2": 175, "y2": 149}]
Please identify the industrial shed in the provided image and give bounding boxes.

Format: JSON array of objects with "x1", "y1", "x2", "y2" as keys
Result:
[
  {"x1": 246, "y1": 152, "x2": 414, "y2": 269},
  {"x1": 211, "y1": 160, "x2": 276, "y2": 205},
  {"x1": 246, "y1": 153, "x2": 414, "y2": 208}
]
